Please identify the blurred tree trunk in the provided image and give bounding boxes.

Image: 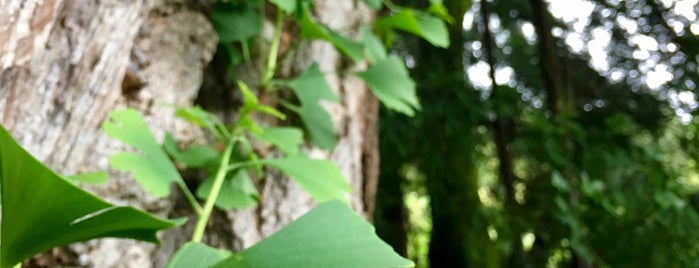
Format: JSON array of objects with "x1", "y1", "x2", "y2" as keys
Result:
[
  {"x1": 528, "y1": 0, "x2": 589, "y2": 267},
  {"x1": 403, "y1": 0, "x2": 498, "y2": 266},
  {"x1": 478, "y1": 0, "x2": 526, "y2": 266},
  {"x1": 0, "y1": 0, "x2": 378, "y2": 267},
  {"x1": 374, "y1": 155, "x2": 409, "y2": 257}
]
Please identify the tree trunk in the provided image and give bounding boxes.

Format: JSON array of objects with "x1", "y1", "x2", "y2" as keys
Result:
[{"x1": 0, "y1": 0, "x2": 378, "y2": 267}]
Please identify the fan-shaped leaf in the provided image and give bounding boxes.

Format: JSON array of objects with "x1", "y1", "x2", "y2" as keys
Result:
[
  {"x1": 287, "y1": 63, "x2": 339, "y2": 150},
  {"x1": 358, "y1": 56, "x2": 420, "y2": 116},
  {"x1": 103, "y1": 109, "x2": 184, "y2": 197},
  {"x1": 0, "y1": 124, "x2": 183, "y2": 268},
  {"x1": 264, "y1": 155, "x2": 349, "y2": 203},
  {"x1": 213, "y1": 201, "x2": 414, "y2": 268}
]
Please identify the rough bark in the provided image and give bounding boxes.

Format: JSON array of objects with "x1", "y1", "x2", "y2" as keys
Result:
[{"x1": 0, "y1": 0, "x2": 378, "y2": 266}]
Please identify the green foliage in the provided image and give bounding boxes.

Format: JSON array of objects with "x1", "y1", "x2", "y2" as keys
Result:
[
  {"x1": 427, "y1": 0, "x2": 454, "y2": 24},
  {"x1": 265, "y1": 155, "x2": 351, "y2": 203},
  {"x1": 268, "y1": 0, "x2": 298, "y2": 14},
  {"x1": 167, "y1": 201, "x2": 414, "y2": 268},
  {"x1": 103, "y1": 109, "x2": 186, "y2": 197},
  {"x1": 219, "y1": 201, "x2": 413, "y2": 268},
  {"x1": 0, "y1": 124, "x2": 183, "y2": 268},
  {"x1": 164, "y1": 134, "x2": 219, "y2": 168},
  {"x1": 376, "y1": 8, "x2": 449, "y2": 48},
  {"x1": 363, "y1": 0, "x2": 383, "y2": 10},
  {"x1": 0, "y1": 0, "x2": 456, "y2": 265},
  {"x1": 166, "y1": 242, "x2": 233, "y2": 268},
  {"x1": 361, "y1": 29, "x2": 388, "y2": 64},
  {"x1": 167, "y1": 201, "x2": 413, "y2": 268},
  {"x1": 196, "y1": 169, "x2": 259, "y2": 210},
  {"x1": 299, "y1": 5, "x2": 365, "y2": 62},
  {"x1": 65, "y1": 171, "x2": 109, "y2": 184},
  {"x1": 175, "y1": 105, "x2": 230, "y2": 139},
  {"x1": 375, "y1": 0, "x2": 699, "y2": 266},
  {"x1": 359, "y1": 56, "x2": 421, "y2": 116},
  {"x1": 210, "y1": 3, "x2": 262, "y2": 43},
  {"x1": 286, "y1": 63, "x2": 339, "y2": 150},
  {"x1": 252, "y1": 127, "x2": 304, "y2": 156}
]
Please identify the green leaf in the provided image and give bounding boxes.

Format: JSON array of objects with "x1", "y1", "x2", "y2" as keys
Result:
[
  {"x1": 287, "y1": 63, "x2": 339, "y2": 150},
  {"x1": 175, "y1": 105, "x2": 229, "y2": 139},
  {"x1": 103, "y1": 109, "x2": 184, "y2": 197},
  {"x1": 218, "y1": 43, "x2": 243, "y2": 67},
  {"x1": 213, "y1": 201, "x2": 414, "y2": 268},
  {"x1": 166, "y1": 242, "x2": 233, "y2": 268},
  {"x1": 358, "y1": 56, "x2": 420, "y2": 116},
  {"x1": 363, "y1": 0, "x2": 383, "y2": 10},
  {"x1": 299, "y1": 6, "x2": 364, "y2": 62},
  {"x1": 210, "y1": 5, "x2": 262, "y2": 42},
  {"x1": 163, "y1": 134, "x2": 219, "y2": 168},
  {"x1": 299, "y1": 6, "x2": 327, "y2": 39},
  {"x1": 238, "y1": 80, "x2": 286, "y2": 120},
  {"x1": 238, "y1": 80, "x2": 259, "y2": 109},
  {"x1": 551, "y1": 171, "x2": 569, "y2": 192},
  {"x1": 427, "y1": 0, "x2": 455, "y2": 24},
  {"x1": 65, "y1": 171, "x2": 108, "y2": 184},
  {"x1": 265, "y1": 155, "x2": 350, "y2": 203},
  {"x1": 327, "y1": 31, "x2": 365, "y2": 63},
  {"x1": 176, "y1": 106, "x2": 215, "y2": 128},
  {"x1": 197, "y1": 169, "x2": 259, "y2": 210},
  {"x1": 0, "y1": 124, "x2": 183, "y2": 268},
  {"x1": 256, "y1": 105, "x2": 287, "y2": 120},
  {"x1": 269, "y1": 0, "x2": 298, "y2": 14},
  {"x1": 376, "y1": 9, "x2": 449, "y2": 47},
  {"x1": 361, "y1": 29, "x2": 387, "y2": 64},
  {"x1": 252, "y1": 127, "x2": 303, "y2": 155},
  {"x1": 654, "y1": 191, "x2": 687, "y2": 210}
]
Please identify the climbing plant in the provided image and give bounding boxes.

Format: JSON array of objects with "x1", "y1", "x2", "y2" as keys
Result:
[{"x1": 0, "y1": 1, "x2": 453, "y2": 267}]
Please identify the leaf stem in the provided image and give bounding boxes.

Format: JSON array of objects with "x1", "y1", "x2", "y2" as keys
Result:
[
  {"x1": 227, "y1": 160, "x2": 263, "y2": 172},
  {"x1": 278, "y1": 99, "x2": 301, "y2": 113},
  {"x1": 262, "y1": 8, "x2": 284, "y2": 87},
  {"x1": 190, "y1": 138, "x2": 236, "y2": 242},
  {"x1": 178, "y1": 182, "x2": 203, "y2": 215},
  {"x1": 241, "y1": 40, "x2": 254, "y2": 75}
]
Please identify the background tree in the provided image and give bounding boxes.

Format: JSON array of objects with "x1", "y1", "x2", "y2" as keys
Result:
[{"x1": 376, "y1": 0, "x2": 699, "y2": 267}]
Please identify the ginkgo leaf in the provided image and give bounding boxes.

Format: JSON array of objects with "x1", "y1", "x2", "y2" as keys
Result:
[
  {"x1": 427, "y1": 0, "x2": 455, "y2": 24},
  {"x1": 287, "y1": 63, "x2": 339, "y2": 150},
  {"x1": 65, "y1": 171, "x2": 109, "y2": 184},
  {"x1": 213, "y1": 201, "x2": 414, "y2": 268},
  {"x1": 103, "y1": 109, "x2": 184, "y2": 197},
  {"x1": 166, "y1": 242, "x2": 233, "y2": 268},
  {"x1": 210, "y1": 4, "x2": 262, "y2": 42},
  {"x1": 361, "y1": 29, "x2": 387, "y2": 64},
  {"x1": 299, "y1": 5, "x2": 364, "y2": 62},
  {"x1": 268, "y1": 0, "x2": 298, "y2": 14},
  {"x1": 358, "y1": 56, "x2": 421, "y2": 116},
  {"x1": 264, "y1": 155, "x2": 350, "y2": 203},
  {"x1": 363, "y1": 0, "x2": 383, "y2": 10},
  {"x1": 175, "y1": 106, "x2": 216, "y2": 128},
  {"x1": 0, "y1": 124, "x2": 183, "y2": 268},
  {"x1": 163, "y1": 133, "x2": 219, "y2": 169},
  {"x1": 376, "y1": 8, "x2": 449, "y2": 48},
  {"x1": 196, "y1": 169, "x2": 259, "y2": 210},
  {"x1": 238, "y1": 80, "x2": 286, "y2": 120},
  {"x1": 252, "y1": 127, "x2": 303, "y2": 155}
]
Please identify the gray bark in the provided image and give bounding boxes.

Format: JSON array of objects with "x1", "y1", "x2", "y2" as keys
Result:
[{"x1": 0, "y1": 0, "x2": 378, "y2": 267}]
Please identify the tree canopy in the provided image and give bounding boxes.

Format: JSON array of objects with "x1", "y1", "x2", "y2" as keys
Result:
[{"x1": 375, "y1": 0, "x2": 699, "y2": 267}]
